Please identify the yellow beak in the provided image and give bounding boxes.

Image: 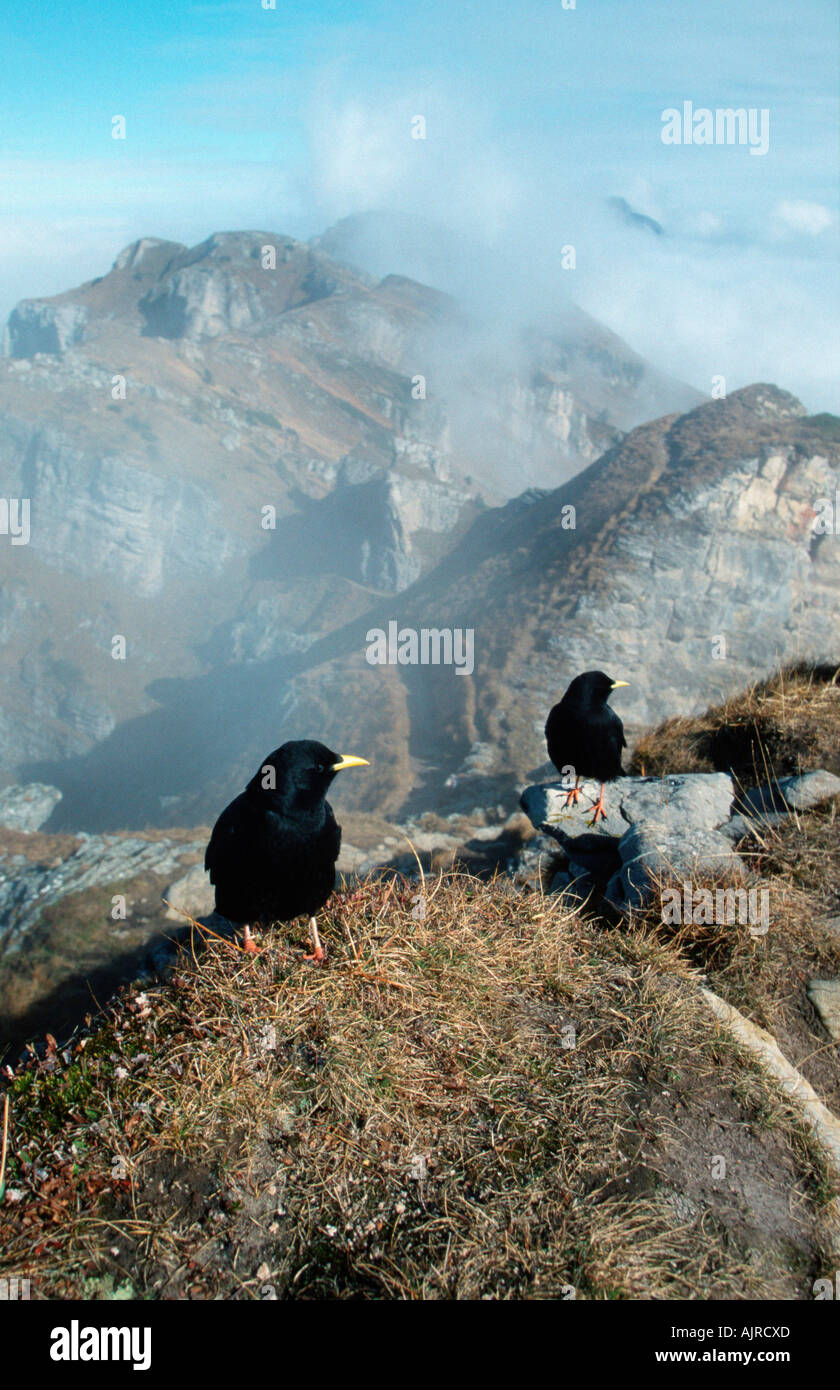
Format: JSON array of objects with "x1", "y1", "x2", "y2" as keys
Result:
[
  {"x1": 331, "y1": 754, "x2": 370, "y2": 771},
  {"x1": 610, "y1": 680, "x2": 630, "y2": 689}
]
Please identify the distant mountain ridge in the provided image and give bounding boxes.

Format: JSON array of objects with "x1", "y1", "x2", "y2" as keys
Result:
[
  {"x1": 0, "y1": 226, "x2": 702, "y2": 791},
  {"x1": 15, "y1": 382, "x2": 840, "y2": 832}
]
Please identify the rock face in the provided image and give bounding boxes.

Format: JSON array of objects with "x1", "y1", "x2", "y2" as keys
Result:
[
  {"x1": 287, "y1": 384, "x2": 839, "y2": 819},
  {"x1": 0, "y1": 227, "x2": 699, "y2": 795},
  {"x1": 0, "y1": 783, "x2": 62, "y2": 832},
  {"x1": 3, "y1": 301, "x2": 88, "y2": 356},
  {"x1": 519, "y1": 768, "x2": 840, "y2": 912},
  {"x1": 807, "y1": 979, "x2": 840, "y2": 1042}
]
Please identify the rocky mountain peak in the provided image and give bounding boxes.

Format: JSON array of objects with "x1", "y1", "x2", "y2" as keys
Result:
[
  {"x1": 0, "y1": 227, "x2": 710, "y2": 814},
  {"x1": 111, "y1": 237, "x2": 186, "y2": 273}
]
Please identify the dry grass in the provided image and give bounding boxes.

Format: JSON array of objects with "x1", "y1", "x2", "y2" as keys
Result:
[
  {"x1": 631, "y1": 662, "x2": 840, "y2": 784},
  {"x1": 629, "y1": 662, "x2": 840, "y2": 1113},
  {"x1": 1, "y1": 875, "x2": 835, "y2": 1300},
  {"x1": 4, "y1": 664, "x2": 840, "y2": 1300}
]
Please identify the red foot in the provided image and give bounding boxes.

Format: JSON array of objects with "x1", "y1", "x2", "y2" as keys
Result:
[
  {"x1": 588, "y1": 785, "x2": 608, "y2": 825},
  {"x1": 302, "y1": 944, "x2": 326, "y2": 965},
  {"x1": 564, "y1": 782, "x2": 582, "y2": 807}
]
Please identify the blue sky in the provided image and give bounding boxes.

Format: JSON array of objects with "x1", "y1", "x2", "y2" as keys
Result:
[{"x1": 2, "y1": 0, "x2": 838, "y2": 406}]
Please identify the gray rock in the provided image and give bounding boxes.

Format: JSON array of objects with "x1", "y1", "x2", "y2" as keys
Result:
[
  {"x1": 163, "y1": 862, "x2": 216, "y2": 922},
  {"x1": 807, "y1": 979, "x2": 840, "y2": 1042},
  {"x1": 505, "y1": 834, "x2": 563, "y2": 889},
  {"x1": 0, "y1": 783, "x2": 62, "y2": 832},
  {"x1": 549, "y1": 866, "x2": 595, "y2": 910},
  {"x1": 731, "y1": 770, "x2": 840, "y2": 826},
  {"x1": 737, "y1": 784, "x2": 789, "y2": 816},
  {"x1": 522, "y1": 772, "x2": 743, "y2": 912},
  {"x1": 522, "y1": 767, "x2": 840, "y2": 912},
  {"x1": 719, "y1": 810, "x2": 791, "y2": 842},
  {"x1": 521, "y1": 773, "x2": 735, "y2": 846},
  {"x1": 776, "y1": 770, "x2": 840, "y2": 811},
  {"x1": 606, "y1": 824, "x2": 746, "y2": 911},
  {"x1": 0, "y1": 833, "x2": 205, "y2": 956},
  {"x1": 4, "y1": 300, "x2": 88, "y2": 356}
]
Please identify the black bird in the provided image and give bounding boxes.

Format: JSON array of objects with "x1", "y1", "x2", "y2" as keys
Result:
[
  {"x1": 545, "y1": 671, "x2": 629, "y2": 824},
  {"x1": 205, "y1": 740, "x2": 368, "y2": 960}
]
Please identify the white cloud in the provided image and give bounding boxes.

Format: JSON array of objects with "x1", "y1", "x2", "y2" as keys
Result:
[{"x1": 774, "y1": 199, "x2": 833, "y2": 235}]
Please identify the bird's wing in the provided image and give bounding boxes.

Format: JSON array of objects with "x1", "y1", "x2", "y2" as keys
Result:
[
  {"x1": 324, "y1": 802, "x2": 342, "y2": 859},
  {"x1": 204, "y1": 796, "x2": 248, "y2": 884}
]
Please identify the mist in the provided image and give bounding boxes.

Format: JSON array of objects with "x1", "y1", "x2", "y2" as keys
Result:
[{"x1": 1, "y1": 0, "x2": 837, "y2": 409}]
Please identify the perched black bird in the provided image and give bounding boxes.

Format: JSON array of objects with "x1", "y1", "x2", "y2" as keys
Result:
[
  {"x1": 205, "y1": 740, "x2": 368, "y2": 960},
  {"x1": 545, "y1": 671, "x2": 629, "y2": 824}
]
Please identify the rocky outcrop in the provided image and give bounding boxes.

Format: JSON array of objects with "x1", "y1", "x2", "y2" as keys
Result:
[
  {"x1": 275, "y1": 464, "x2": 479, "y2": 592},
  {"x1": 312, "y1": 385, "x2": 840, "y2": 812},
  {"x1": 0, "y1": 783, "x2": 62, "y2": 832},
  {"x1": 519, "y1": 768, "x2": 840, "y2": 911},
  {"x1": 3, "y1": 301, "x2": 88, "y2": 357},
  {"x1": 163, "y1": 863, "x2": 215, "y2": 922},
  {"x1": 0, "y1": 418, "x2": 242, "y2": 595},
  {"x1": 140, "y1": 264, "x2": 266, "y2": 341},
  {"x1": 0, "y1": 831, "x2": 205, "y2": 957}
]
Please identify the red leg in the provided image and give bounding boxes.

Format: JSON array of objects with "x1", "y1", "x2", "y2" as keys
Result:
[
  {"x1": 242, "y1": 924, "x2": 260, "y2": 954},
  {"x1": 302, "y1": 916, "x2": 326, "y2": 964},
  {"x1": 588, "y1": 783, "x2": 608, "y2": 825},
  {"x1": 564, "y1": 776, "x2": 582, "y2": 807}
]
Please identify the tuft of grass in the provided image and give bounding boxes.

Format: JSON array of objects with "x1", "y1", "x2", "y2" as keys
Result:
[{"x1": 631, "y1": 662, "x2": 840, "y2": 784}]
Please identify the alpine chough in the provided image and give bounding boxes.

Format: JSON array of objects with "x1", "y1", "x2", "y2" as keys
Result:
[
  {"x1": 545, "y1": 671, "x2": 629, "y2": 824},
  {"x1": 205, "y1": 739, "x2": 368, "y2": 959}
]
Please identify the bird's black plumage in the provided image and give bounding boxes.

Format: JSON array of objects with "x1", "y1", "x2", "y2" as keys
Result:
[
  {"x1": 545, "y1": 670, "x2": 627, "y2": 784},
  {"x1": 205, "y1": 740, "x2": 353, "y2": 927}
]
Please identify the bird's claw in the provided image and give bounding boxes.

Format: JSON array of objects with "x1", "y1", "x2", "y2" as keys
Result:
[
  {"x1": 302, "y1": 945, "x2": 326, "y2": 965},
  {"x1": 563, "y1": 785, "x2": 582, "y2": 807}
]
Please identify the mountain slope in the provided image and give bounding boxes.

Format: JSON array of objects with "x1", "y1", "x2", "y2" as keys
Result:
[
  {"x1": 254, "y1": 385, "x2": 840, "y2": 818},
  {"x1": 21, "y1": 385, "x2": 839, "y2": 830},
  {"x1": 0, "y1": 229, "x2": 700, "y2": 785}
]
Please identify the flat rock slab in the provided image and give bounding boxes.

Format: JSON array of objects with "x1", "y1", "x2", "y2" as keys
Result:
[
  {"x1": 0, "y1": 783, "x2": 63, "y2": 833},
  {"x1": 521, "y1": 773, "x2": 734, "y2": 845},
  {"x1": 521, "y1": 771, "x2": 742, "y2": 912}
]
